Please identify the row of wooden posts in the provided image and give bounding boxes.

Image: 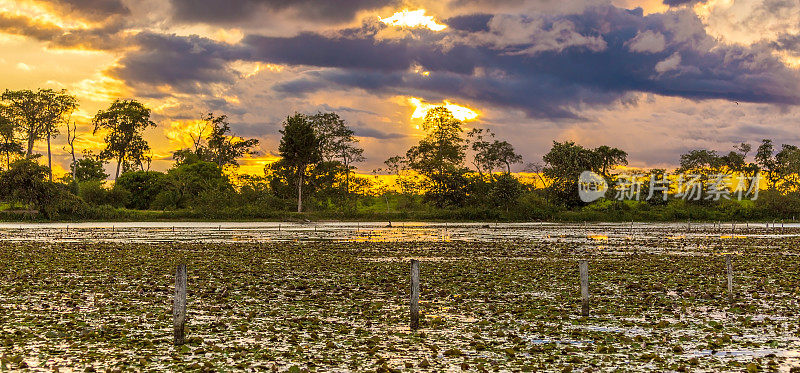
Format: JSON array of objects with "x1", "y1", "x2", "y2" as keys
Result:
[
  {"x1": 684, "y1": 220, "x2": 790, "y2": 233},
  {"x1": 171, "y1": 255, "x2": 737, "y2": 345},
  {"x1": 58, "y1": 221, "x2": 791, "y2": 235}
]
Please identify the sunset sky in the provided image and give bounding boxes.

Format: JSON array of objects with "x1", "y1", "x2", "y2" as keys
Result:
[{"x1": 1, "y1": 0, "x2": 799, "y2": 177}]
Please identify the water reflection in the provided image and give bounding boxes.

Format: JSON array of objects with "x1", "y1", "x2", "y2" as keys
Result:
[{"x1": 0, "y1": 221, "x2": 796, "y2": 244}]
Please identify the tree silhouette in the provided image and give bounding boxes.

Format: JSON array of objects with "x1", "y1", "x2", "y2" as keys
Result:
[
  {"x1": 92, "y1": 100, "x2": 156, "y2": 179},
  {"x1": 278, "y1": 113, "x2": 321, "y2": 213},
  {"x1": 1, "y1": 89, "x2": 77, "y2": 180},
  {"x1": 310, "y1": 112, "x2": 364, "y2": 193},
  {"x1": 174, "y1": 113, "x2": 260, "y2": 168},
  {"x1": 0, "y1": 109, "x2": 22, "y2": 170}
]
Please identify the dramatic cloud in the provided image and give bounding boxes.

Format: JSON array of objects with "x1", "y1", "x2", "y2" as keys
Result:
[
  {"x1": 0, "y1": 13, "x2": 62, "y2": 40},
  {"x1": 107, "y1": 32, "x2": 248, "y2": 94},
  {"x1": 2, "y1": 0, "x2": 800, "y2": 171},
  {"x1": 169, "y1": 0, "x2": 398, "y2": 24},
  {"x1": 772, "y1": 33, "x2": 800, "y2": 57},
  {"x1": 37, "y1": 0, "x2": 130, "y2": 22},
  {"x1": 654, "y1": 52, "x2": 681, "y2": 73},
  {"x1": 626, "y1": 30, "x2": 666, "y2": 53},
  {"x1": 170, "y1": 6, "x2": 795, "y2": 119}
]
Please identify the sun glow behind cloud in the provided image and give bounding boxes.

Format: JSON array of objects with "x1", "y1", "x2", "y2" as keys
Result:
[
  {"x1": 380, "y1": 9, "x2": 447, "y2": 31},
  {"x1": 408, "y1": 97, "x2": 479, "y2": 122},
  {"x1": 0, "y1": 0, "x2": 90, "y2": 29}
]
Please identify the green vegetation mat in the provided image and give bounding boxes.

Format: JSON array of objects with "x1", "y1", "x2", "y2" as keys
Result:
[{"x1": 1, "y1": 232, "x2": 799, "y2": 371}]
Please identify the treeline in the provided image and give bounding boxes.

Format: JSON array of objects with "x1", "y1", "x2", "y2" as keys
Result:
[{"x1": 0, "y1": 88, "x2": 798, "y2": 221}]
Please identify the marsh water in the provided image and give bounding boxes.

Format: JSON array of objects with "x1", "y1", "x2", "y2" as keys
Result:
[
  {"x1": 0, "y1": 221, "x2": 796, "y2": 244},
  {"x1": 3, "y1": 221, "x2": 800, "y2": 371}
]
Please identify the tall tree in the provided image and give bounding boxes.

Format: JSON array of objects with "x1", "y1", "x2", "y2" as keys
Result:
[
  {"x1": 65, "y1": 120, "x2": 78, "y2": 189},
  {"x1": 594, "y1": 145, "x2": 628, "y2": 177},
  {"x1": 543, "y1": 141, "x2": 611, "y2": 206},
  {"x1": 1, "y1": 89, "x2": 77, "y2": 180},
  {"x1": 755, "y1": 139, "x2": 781, "y2": 189},
  {"x1": 278, "y1": 113, "x2": 321, "y2": 213},
  {"x1": 173, "y1": 113, "x2": 260, "y2": 168},
  {"x1": 205, "y1": 113, "x2": 259, "y2": 167},
  {"x1": 0, "y1": 108, "x2": 22, "y2": 170},
  {"x1": 466, "y1": 128, "x2": 494, "y2": 176},
  {"x1": 467, "y1": 128, "x2": 523, "y2": 175},
  {"x1": 310, "y1": 112, "x2": 364, "y2": 193},
  {"x1": 92, "y1": 100, "x2": 156, "y2": 179},
  {"x1": 406, "y1": 107, "x2": 465, "y2": 178},
  {"x1": 404, "y1": 107, "x2": 469, "y2": 206}
]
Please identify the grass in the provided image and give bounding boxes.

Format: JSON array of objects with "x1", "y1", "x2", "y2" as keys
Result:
[{"x1": 1, "y1": 225, "x2": 800, "y2": 371}]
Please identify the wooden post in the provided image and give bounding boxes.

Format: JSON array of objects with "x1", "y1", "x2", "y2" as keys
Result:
[
  {"x1": 410, "y1": 259, "x2": 420, "y2": 330},
  {"x1": 725, "y1": 254, "x2": 733, "y2": 303},
  {"x1": 579, "y1": 260, "x2": 589, "y2": 317},
  {"x1": 173, "y1": 264, "x2": 187, "y2": 345}
]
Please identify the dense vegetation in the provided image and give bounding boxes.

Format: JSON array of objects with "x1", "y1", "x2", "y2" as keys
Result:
[
  {"x1": 2, "y1": 226, "x2": 800, "y2": 371},
  {"x1": 0, "y1": 88, "x2": 798, "y2": 221}
]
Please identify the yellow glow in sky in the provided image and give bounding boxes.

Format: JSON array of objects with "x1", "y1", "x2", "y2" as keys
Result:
[
  {"x1": 408, "y1": 97, "x2": 479, "y2": 122},
  {"x1": 0, "y1": 0, "x2": 91, "y2": 30},
  {"x1": 381, "y1": 9, "x2": 447, "y2": 31}
]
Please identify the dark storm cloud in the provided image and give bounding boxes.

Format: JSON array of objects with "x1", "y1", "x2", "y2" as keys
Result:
[
  {"x1": 244, "y1": 32, "x2": 412, "y2": 71},
  {"x1": 230, "y1": 6, "x2": 800, "y2": 118},
  {"x1": 107, "y1": 32, "x2": 248, "y2": 94},
  {"x1": 662, "y1": 0, "x2": 705, "y2": 6},
  {"x1": 444, "y1": 14, "x2": 493, "y2": 32},
  {"x1": 169, "y1": 0, "x2": 398, "y2": 24},
  {"x1": 103, "y1": 5, "x2": 800, "y2": 119},
  {"x1": 772, "y1": 33, "x2": 800, "y2": 57},
  {"x1": 353, "y1": 126, "x2": 406, "y2": 140}
]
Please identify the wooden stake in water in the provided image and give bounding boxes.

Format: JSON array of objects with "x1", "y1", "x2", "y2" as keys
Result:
[
  {"x1": 173, "y1": 264, "x2": 187, "y2": 345},
  {"x1": 579, "y1": 260, "x2": 589, "y2": 317},
  {"x1": 410, "y1": 260, "x2": 420, "y2": 330},
  {"x1": 725, "y1": 254, "x2": 733, "y2": 303}
]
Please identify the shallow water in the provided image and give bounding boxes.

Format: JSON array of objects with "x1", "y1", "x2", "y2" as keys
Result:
[
  {"x1": 0, "y1": 221, "x2": 797, "y2": 244},
  {"x1": 3, "y1": 222, "x2": 800, "y2": 371}
]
